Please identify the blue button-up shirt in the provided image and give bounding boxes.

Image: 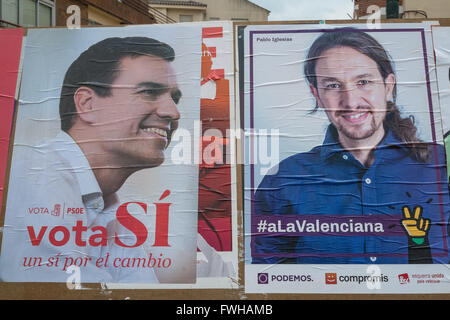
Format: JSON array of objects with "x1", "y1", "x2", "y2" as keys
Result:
[{"x1": 252, "y1": 126, "x2": 450, "y2": 264}]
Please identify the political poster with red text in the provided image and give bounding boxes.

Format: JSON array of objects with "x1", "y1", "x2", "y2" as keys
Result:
[{"x1": 107, "y1": 21, "x2": 239, "y2": 289}]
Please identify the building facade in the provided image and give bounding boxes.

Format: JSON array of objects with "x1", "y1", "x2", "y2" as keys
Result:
[
  {"x1": 148, "y1": 0, "x2": 205, "y2": 23},
  {"x1": 354, "y1": 0, "x2": 404, "y2": 19},
  {"x1": 148, "y1": 0, "x2": 269, "y2": 23},
  {"x1": 1, "y1": 0, "x2": 56, "y2": 27},
  {"x1": 201, "y1": 0, "x2": 269, "y2": 21},
  {"x1": 354, "y1": 0, "x2": 450, "y2": 20},
  {"x1": 0, "y1": 0, "x2": 155, "y2": 28},
  {"x1": 402, "y1": 0, "x2": 450, "y2": 19}
]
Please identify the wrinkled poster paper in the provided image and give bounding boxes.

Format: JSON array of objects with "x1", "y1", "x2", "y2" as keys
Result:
[
  {"x1": 0, "y1": 22, "x2": 238, "y2": 289},
  {"x1": 108, "y1": 21, "x2": 239, "y2": 289},
  {"x1": 0, "y1": 28, "x2": 23, "y2": 213},
  {"x1": 0, "y1": 25, "x2": 202, "y2": 285},
  {"x1": 242, "y1": 24, "x2": 450, "y2": 293},
  {"x1": 433, "y1": 26, "x2": 450, "y2": 182}
]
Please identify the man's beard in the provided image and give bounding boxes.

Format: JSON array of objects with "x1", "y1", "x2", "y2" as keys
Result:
[{"x1": 334, "y1": 113, "x2": 382, "y2": 141}]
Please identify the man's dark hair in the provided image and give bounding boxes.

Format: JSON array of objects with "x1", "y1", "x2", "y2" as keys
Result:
[
  {"x1": 304, "y1": 28, "x2": 431, "y2": 163},
  {"x1": 59, "y1": 37, "x2": 175, "y2": 132}
]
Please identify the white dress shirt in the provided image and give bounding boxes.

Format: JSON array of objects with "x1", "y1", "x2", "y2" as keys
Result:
[{"x1": 0, "y1": 132, "x2": 158, "y2": 283}]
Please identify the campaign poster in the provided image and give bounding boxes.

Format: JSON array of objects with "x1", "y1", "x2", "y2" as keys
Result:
[
  {"x1": 107, "y1": 21, "x2": 239, "y2": 290},
  {"x1": 242, "y1": 24, "x2": 450, "y2": 293},
  {"x1": 0, "y1": 28, "x2": 24, "y2": 212},
  {"x1": 0, "y1": 25, "x2": 202, "y2": 285},
  {"x1": 432, "y1": 26, "x2": 450, "y2": 181},
  {"x1": 196, "y1": 22, "x2": 238, "y2": 287}
]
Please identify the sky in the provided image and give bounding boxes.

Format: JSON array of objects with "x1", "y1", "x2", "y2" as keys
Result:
[{"x1": 250, "y1": 0, "x2": 355, "y2": 21}]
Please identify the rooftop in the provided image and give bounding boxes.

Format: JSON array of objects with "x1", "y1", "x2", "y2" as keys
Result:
[{"x1": 148, "y1": 0, "x2": 207, "y2": 7}]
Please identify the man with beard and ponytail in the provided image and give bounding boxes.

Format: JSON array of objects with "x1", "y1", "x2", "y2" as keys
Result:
[{"x1": 253, "y1": 29, "x2": 450, "y2": 265}]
